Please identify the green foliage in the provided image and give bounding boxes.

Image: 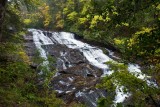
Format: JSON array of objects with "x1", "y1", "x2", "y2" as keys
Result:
[
  {"x1": 32, "y1": 49, "x2": 56, "y2": 87},
  {"x1": 0, "y1": 1, "x2": 64, "y2": 106},
  {"x1": 66, "y1": 102, "x2": 86, "y2": 107},
  {"x1": 0, "y1": 62, "x2": 63, "y2": 106},
  {"x1": 90, "y1": 15, "x2": 104, "y2": 29},
  {"x1": 48, "y1": 0, "x2": 160, "y2": 66},
  {"x1": 0, "y1": 38, "x2": 64, "y2": 106},
  {"x1": 78, "y1": 17, "x2": 88, "y2": 24},
  {"x1": 98, "y1": 97, "x2": 113, "y2": 107},
  {"x1": 38, "y1": 3, "x2": 52, "y2": 28},
  {"x1": 0, "y1": 43, "x2": 64, "y2": 107},
  {"x1": 23, "y1": 19, "x2": 32, "y2": 25},
  {"x1": 1, "y1": 0, "x2": 160, "y2": 106},
  {"x1": 97, "y1": 61, "x2": 160, "y2": 107},
  {"x1": 67, "y1": 11, "x2": 78, "y2": 21},
  {"x1": 126, "y1": 26, "x2": 160, "y2": 64}
]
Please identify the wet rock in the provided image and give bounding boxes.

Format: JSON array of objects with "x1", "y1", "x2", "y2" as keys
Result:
[
  {"x1": 42, "y1": 44, "x2": 87, "y2": 69},
  {"x1": 24, "y1": 30, "x2": 107, "y2": 107},
  {"x1": 23, "y1": 34, "x2": 37, "y2": 60},
  {"x1": 61, "y1": 63, "x2": 102, "y2": 77},
  {"x1": 43, "y1": 31, "x2": 52, "y2": 37},
  {"x1": 23, "y1": 35, "x2": 34, "y2": 42},
  {"x1": 75, "y1": 89, "x2": 107, "y2": 107},
  {"x1": 50, "y1": 73, "x2": 105, "y2": 106}
]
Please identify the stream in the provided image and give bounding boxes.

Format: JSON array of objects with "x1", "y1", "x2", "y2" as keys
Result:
[{"x1": 24, "y1": 29, "x2": 156, "y2": 107}]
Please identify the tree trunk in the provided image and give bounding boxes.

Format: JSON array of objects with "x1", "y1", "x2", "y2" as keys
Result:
[{"x1": 0, "y1": 0, "x2": 7, "y2": 42}]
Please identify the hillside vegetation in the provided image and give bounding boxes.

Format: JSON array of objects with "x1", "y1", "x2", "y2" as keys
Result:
[{"x1": 0, "y1": 0, "x2": 159, "y2": 107}]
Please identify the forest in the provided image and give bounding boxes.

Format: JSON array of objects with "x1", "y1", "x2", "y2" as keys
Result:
[{"x1": 0, "y1": 0, "x2": 160, "y2": 107}]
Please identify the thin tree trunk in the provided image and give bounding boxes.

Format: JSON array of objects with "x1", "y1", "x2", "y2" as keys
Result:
[{"x1": 0, "y1": 0, "x2": 7, "y2": 42}]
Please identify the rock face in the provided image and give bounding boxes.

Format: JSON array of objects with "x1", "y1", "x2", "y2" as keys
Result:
[
  {"x1": 24, "y1": 29, "x2": 107, "y2": 107},
  {"x1": 24, "y1": 29, "x2": 158, "y2": 107},
  {"x1": 23, "y1": 33, "x2": 37, "y2": 59}
]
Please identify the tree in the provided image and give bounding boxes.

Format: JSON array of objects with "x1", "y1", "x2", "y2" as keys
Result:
[{"x1": 0, "y1": 0, "x2": 7, "y2": 41}]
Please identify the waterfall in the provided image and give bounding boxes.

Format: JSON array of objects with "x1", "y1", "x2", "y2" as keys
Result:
[
  {"x1": 28, "y1": 29, "x2": 54, "y2": 72},
  {"x1": 28, "y1": 29, "x2": 157, "y2": 107}
]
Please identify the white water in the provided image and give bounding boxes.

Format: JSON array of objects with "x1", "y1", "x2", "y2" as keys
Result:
[
  {"x1": 128, "y1": 64, "x2": 157, "y2": 87},
  {"x1": 49, "y1": 31, "x2": 133, "y2": 104},
  {"x1": 28, "y1": 29, "x2": 54, "y2": 69},
  {"x1": 106, "y1": 48, "x2": 120, "y2": 59},
  {"x1": 29, "y1": 29, "x2": 156, "y2": 106},
  {"x1": 51, "y1": 32, "x2": 114, "y2": 75},
  {"x1": 114, "y1": 86, "x2": 131, "y2": 103}
]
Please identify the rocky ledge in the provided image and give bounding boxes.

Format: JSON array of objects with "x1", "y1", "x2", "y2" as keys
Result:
[{"x1": 24, "y1": 31, "x2": 107, "y2": 107}]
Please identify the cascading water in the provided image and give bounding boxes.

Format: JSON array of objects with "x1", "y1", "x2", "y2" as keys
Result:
[
  {"x1": 27, "y1": 29, "x2": 157, "y2": 107},
  {"x1": 51, "y1": 32, "x2": 114, "y2": 75},
  {"x1": 28, "y1": 29, "x2": 54, "y2": 73}
]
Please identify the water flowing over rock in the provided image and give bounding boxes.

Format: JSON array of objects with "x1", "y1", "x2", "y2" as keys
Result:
[{"x1": 24, "y1": 29, "x2": 157, "y2": 107}]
